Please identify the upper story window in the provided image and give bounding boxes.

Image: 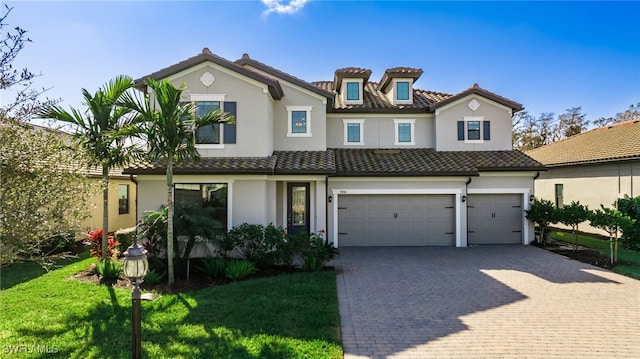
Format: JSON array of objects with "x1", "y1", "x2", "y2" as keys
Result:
[
  {"x1": 189, "y1": 94, "x2": 238, "y2": 147},
  {"x1": 555, "y1": 184, "x2": 564, "y2": 208},
  {"x1": 394, "y1": 119, "x2": 415, "y2": 146},
  {"x1": 396, "y1": 81, "x2": 410, "y2": 101},
  {"x1": 195, "y1": 101, "x2": 221, "y2": 145},
  {"x1": 342, "y1": 79, "x2": 364, "y2": 105},
  {"x1": 346, "y1": 82, "x2": 360, "y2": 101},
  {"x1": 391, "y1": 78, "x2": 414, "y2": 104},
  {"x1": 457, "y1": 116, "x2": 490, "y2": 143},
  {"x1": 343, "y1": 119, "x2": 364, "y2": 145},
  {"x1": 287, "y1": 106, "x2": 312, "y2": 137}
]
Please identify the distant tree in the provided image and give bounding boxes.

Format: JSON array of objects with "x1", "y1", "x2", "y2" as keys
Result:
[
  {"x1": 593, "y1": 102, "x2": 640, "y2": 127},
  {"x1": 38, "y1": 76, "x2": 138, "y2": 260},
  {"x1": 512, "y1": 111, "x2": 557, "y2": 151},
  {"x1": 556, "y1": 106, "x2": 588, "y2": 139},
  {"x1": 0, "y1": 5, "x2": 56, "y2": 122}
]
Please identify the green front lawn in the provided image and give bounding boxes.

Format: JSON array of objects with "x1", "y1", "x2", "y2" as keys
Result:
[
  {"x1": 0, "y1": 257, "x2": 342, "y2": 358},
  {"x1": 551, "y1": 231, "x2": 640, "y2": 279}
]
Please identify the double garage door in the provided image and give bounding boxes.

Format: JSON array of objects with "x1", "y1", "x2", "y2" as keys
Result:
[{"x1": 337, "y1": 194, "x2": 522, "y2": 246}]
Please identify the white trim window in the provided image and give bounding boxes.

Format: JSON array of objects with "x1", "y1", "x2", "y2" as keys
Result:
[
  {"x1": 190, "y1": 94, "x2": 226, "y2": 148},
  {"x1": 461, "y1": 116, "x2": 487, "y2": 144},
  {"x1": 392, "y1": 78, "x2": 413, "y2": 104},
  {"x1": 343, "y1": 119, "x2": 365, "y2": 145},
  {"x1": 342, "y1": 78, "x2": 364, "y2": 105},
  {"x1": 394, "y1": 119, "x2": 415, "y2": 145},
  {"x1": 287, "y1": 106, "x2": 312, "y2": 137}
]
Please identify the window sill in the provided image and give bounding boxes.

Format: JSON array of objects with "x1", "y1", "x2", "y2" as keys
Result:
[
  {"x1": 287, "y1": 133, "x2": 312, "y2": 138},
  {"x1": 196, "y1": 144, "x2": 225, "y2": 149},
  {"x1": 394, "y1": 141, "x2": 415, "y2": 146},
  {"x1": 464, "y1": 140, "x2": 484, "y2": 144},
  {"x1": 343, "y1": 141, "x2": 364, "y2": 146}
]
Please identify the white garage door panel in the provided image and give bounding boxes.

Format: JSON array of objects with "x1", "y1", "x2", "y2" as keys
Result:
[
  {"x1": 468, "y1": 194, "x2": 523, "y2": 245},
  {"x1": 338, "y1": 194, "x2": 455, "y2": 246}
]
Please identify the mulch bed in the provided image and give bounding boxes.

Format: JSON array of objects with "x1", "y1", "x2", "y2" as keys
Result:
[
  {"x1": 533, "y1": 239, "x2": 616, "y2": 270},
  {"x1": 70, "y1": 263, "x2": 309, "y2": 294}
]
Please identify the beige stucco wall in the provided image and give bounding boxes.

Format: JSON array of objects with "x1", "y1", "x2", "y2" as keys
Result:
[
  {"x1": 326, "y1": 114, "x2": 435, "y2": 148},
  {"x1": 534, "y1": 161, "x2": 640, "y2": 236},
  {"x1": 434, "y1": 95, "x2": 514, "y2": 151},
  {"x1": 83, "y1": 177, "x2": 137, "y2": 233},
  {"x1": 161, "y1": 63, "x2": 275, "y2": 157}
]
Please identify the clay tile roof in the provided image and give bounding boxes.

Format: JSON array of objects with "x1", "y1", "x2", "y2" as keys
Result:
[
  {"x1": 377, "y1": 67, "x2": 424, "y2": 91},
  {"x1": 332, "y1": 148, "x2": 544, "y2": 176},
  {"x1": 134, "y1": 49, "x2": 284, "y2": 100},
  {"x1": 431, "y1": 83, "x2": 523, "y2": 112},
  {"x1": 234, "y1": 54, "x2": 334, "y2": 100},
  {"x1": 273, "y1": 150, "x2": 336, "y2": 174},
  {"x1": 333, "y1": 67, "x2": 373, "y2": 91},
  {"x1": 124, "y1": 157, "x2": 277, "y2": 175},
  {"x1": 312, "y1": 81, "x2": 451, "y2": 113},
  {"x1": 527, "y1": 120, "x2": 640, "y2": 166}
]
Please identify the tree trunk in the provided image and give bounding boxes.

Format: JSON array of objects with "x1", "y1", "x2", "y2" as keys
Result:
[
  {"x1": 102, "y1": 165, "x2": 109, "y2": 259},
  {"x1": 166, "y1": 158, "x2": 175, "y2": 286}
]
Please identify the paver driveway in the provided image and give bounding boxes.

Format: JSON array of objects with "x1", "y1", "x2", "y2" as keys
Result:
[{"x1": 333, "y1": 245, "x2": 640, "y2": 359}]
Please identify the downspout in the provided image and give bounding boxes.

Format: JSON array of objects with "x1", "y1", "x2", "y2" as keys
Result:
[
  {"x1": 130, "y1": 174, "x2": 139, "y2": 225},
  {"x1": 325, "y1": 175, "x2": 329, "y2": 241}
]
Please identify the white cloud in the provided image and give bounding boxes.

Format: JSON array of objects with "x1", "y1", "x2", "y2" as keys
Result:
[{"x1": 261, "y1": 0, "x2": 309, "y2": 15}]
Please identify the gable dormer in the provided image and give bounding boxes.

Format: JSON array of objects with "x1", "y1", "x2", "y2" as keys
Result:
[
  {"x1": 333, "y1": 67, "x2": 372, "y2": 105},
  {"x1": 377, "y1": 67, "x2": 423, "y2": 105}
]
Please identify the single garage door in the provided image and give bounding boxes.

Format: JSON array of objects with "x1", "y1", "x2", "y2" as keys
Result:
[
  {"x1": 338, "y1": 194, "x2": 455, "y2": 246},
  {"x1": 467, "y1": 194, "x2": 523, "y2": 245}
]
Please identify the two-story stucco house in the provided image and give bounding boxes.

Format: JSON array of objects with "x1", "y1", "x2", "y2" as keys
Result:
[{"x1": 125, "y1": 48, "x2": 545, "y2": 247}]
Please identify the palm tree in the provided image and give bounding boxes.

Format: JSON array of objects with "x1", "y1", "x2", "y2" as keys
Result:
[
  {"x1": 121, "y1": 78, "x2": 232, "y2": 285},
  {"x1": 38, "y1": 75, "x2": 136, "y2": 259}
]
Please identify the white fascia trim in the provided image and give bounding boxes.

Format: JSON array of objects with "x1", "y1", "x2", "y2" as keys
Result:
[
  {"x1": 434, "y1": 94, "x2": 513, "y2": 116},
  {"x1": 165, "y1": 62, "x2": 272, "y2": 100},
  {"x1": 342, "y1": 78, "x2": 364, "y2": 105},
  {"x1": 286, "y1": 105, "x2": 312, "y2": 137},
  {"x1": 330, "y1": 188, "x2": 464, "y2": 248},
  {"x1": 392, "y1": 78, "x2": 414, "y2": 105},
  {"x1": 240, "y1": 65, "x2": 328, "y2": 104},
  {"x1": 466, "y1": 188, "x2": 533, "y2": 245},
  {"x1": 393, "y1": 118, "x2": 416, "y2": 146},
  {"x1": 343, "y1": 119, "x2": 365, "y2": 145},
  {"x1": 464, "y1": 116, "x2": 484, "y2": 144},
  {"x1": 328, "y1": 176, "x2": 469, "y2": 183}
]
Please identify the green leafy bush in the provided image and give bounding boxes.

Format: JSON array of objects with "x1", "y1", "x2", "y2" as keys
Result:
[
  {"x1": 223, "y1": 223, "x2": 291, "y2": 268},
  {"x1": 95, "y1": 258, "x2": 122, "y2": 280},
  {"x1": 526, "y1": 198, "x2": 558, "y2": 245},
  {"x1": 195, "y1": 257, "x2": 228, "y2": 278},
  {"x1": 296, "y1": 230, "x2": 339, "y2": 272},
  {"x1": 114, "y1": 227, "x2": 137, "y2": 250},
  {"x1": 617, "y1": 196, "x2": 640, "y2": 250},
  {"x1": 556, "y1": 201, "x2": 591, "y2": 250},
  {"x1": 144, "y1": 269, "x2": 166, "y2": 285},
  {"x1": 225, "y1": 260, "x2": 256, "y2": 281}
]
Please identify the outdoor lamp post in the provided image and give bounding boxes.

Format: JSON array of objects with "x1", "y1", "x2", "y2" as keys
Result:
[{"x1": 123, "y1": 234, "x2": 148, "y2": 359}]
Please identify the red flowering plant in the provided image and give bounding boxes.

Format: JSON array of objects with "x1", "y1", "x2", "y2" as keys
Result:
[{"x1": 84, "y1": 229, "x2": 121, "y2": 260}]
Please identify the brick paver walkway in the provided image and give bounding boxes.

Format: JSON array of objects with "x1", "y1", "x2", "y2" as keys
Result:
[{"x1": 333, "y1": 246, "x2": 640, "y2": 358}]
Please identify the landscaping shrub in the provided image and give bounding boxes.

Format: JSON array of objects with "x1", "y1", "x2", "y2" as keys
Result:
[
  {"x1": 114, "y1": 227, "x2": 137, "y2": 250},
  {"x1": 195, "y1": 257, "x2": 228, "y2": 278},
  {"x1": 296, "y1": 230, "x2": 339, "y2": 272},
  {"x1": 138, "y1": 207, "x2": 168, "y2": 258},
  {"x1": 617, "y1": 196, "x2": 640, "y2": 250},
  {"x1": 85, "y1": 229, "x2": 120, "y2": 259},
  {"x1": 223, "y1": 223, "x2": 291, "y2": 267},
  {"x1": 526, "y1": 198, "x2": 558, "y2": 245},
  {"x1": 95, "y1": 258, "x2": 122, "y2": 279},
  {"x1": 225, "y1": 259, "x2": 256, "y2": 281},
  {"x1": 144, "y1": 269, "x2": 166, "y2": 285},
  {"x1": 556, "y1": 201, "x2": 591, "y2": 250}
]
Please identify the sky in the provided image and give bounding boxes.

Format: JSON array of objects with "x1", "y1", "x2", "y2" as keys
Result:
[{"x1": 2, "y1": 0, "x2": 639, "y2": 126}]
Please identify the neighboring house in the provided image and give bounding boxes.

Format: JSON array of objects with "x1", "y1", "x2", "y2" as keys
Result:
[
  {"x1": 83, "y1": 166, "x2": 137, "y2": 234},
  {"x1": 527, "y1": 120, "x2": 640, "y2": 236},
  {"x1": 125, "y1": 48, "x2": 544, "y2": 247},
  {"x1": 28, "y1": 123, "x2": 138, "y2": 234}
]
